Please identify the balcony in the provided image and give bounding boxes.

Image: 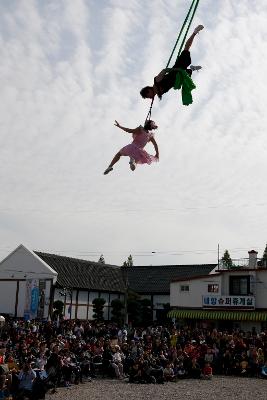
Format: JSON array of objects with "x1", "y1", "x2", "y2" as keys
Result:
[{"x1": 218, "y1": 258, "x2": 267, "y2": 270}]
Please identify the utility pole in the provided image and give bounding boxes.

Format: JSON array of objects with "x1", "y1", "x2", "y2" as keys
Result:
[{"x1": 217, "y1": 244, "x2": 220, "y2": 270}]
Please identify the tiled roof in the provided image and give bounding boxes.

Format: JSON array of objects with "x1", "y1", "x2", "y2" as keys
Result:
[
  {"x1": 126, "y1": 264, "x2": 216, "y2": 294},
  {"x1": 34, "y1": 251, "x2": 216, "y2": 295},
  {"x1": 35, "y1": 252, "x2": 126, "y2": 293}
]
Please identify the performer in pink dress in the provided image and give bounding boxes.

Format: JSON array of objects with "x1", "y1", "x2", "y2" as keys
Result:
[{"x1": 104, "y1": 120, "x2": 159, "y2": 175}]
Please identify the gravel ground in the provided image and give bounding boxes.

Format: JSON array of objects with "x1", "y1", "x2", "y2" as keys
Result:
[{"x1": 46, "y1": 377, "x2": 267, "y2": 400}]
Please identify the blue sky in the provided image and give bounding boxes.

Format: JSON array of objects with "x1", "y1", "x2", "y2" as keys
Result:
[{"x1": 1, "y1": 0, "x2": 267, "y2": 266}]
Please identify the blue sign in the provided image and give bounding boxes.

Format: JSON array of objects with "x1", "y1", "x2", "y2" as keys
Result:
[
  {"x1": 31, "y1": 287, "x2": 39, "y2": 314},
  {"x1": 24, "y1": 313, "x2": 30, "y2": 321}
]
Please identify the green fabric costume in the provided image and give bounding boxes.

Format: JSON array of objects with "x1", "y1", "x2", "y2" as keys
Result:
[{"x1": 173, "y1": 68, "x2": 196, "y2": 106}]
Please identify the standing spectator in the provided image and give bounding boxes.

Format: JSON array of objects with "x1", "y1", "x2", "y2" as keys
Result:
[{"x1": 17, "y1": 360, "x2": 36, "y2": 399}]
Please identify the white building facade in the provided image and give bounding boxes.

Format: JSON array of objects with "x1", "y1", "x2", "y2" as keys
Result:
[
  {"x1": 170, "y1": 250, "x2": 267, "y2": 332},
  {"x1": 0, "y1": 245, "x2": 125, "y2": 321},
  {"x1": 0, "y1": 245, "x2": 57, "y2": 319}
]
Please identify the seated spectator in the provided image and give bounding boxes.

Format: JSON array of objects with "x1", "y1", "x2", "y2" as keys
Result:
[
  {"x1": 128, "y1": 361, "x2": 141, "y2": 383},
  {"x1": 111, "y1": 345, "x2": 124, "y2": 379},
  {"x1": 189, "y1": 358, "x2": 201, "y2": 379},
  {"x1": 0, "y1": 373, "x2": 10, "y2": 400},
  {"x1": 201, "y1": 362, "x2": 213, "y2": 379},
  {"x1": 7, "y1": 356, "x2": 19, "y2": 372},
  {"x1": 231, "y1": 360, "x2": 240, "y2": 376},
  {"x1": 163, "y1": 362, "x2": 175, "y2": 382},
  {"x1": 240, "y1": 356, "x2": 249, "y2": 376},
  {"x1": 140, "y1": 360, "x2": 156, "y2": 384},
  {"x1": 149, "y1": 359, "x2": 164, "y2": 384},
  {"x1": 175, "y1": 361, "x2": 186, "y2": 379},
  {"x1": 260, "y1": 361, "x2": 267, "y2": 378}
]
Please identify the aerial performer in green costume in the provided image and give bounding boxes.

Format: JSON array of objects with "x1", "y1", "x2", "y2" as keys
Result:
[{"x1": 140, "y1": 25, "x2": 204, "y2": 105}]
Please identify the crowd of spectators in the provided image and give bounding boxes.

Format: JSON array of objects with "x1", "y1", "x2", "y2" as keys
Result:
[{"x1": 1, "y1": 319, "x2": 267, "y2": 399}]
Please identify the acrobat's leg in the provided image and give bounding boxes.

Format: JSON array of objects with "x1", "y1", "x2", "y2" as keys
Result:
[
  {"x1": 104, "y1": 152, "x2": 121, "y2": 174},
  {"x1": 184, "y1": 24, "x2": 204, "y2": 51}
]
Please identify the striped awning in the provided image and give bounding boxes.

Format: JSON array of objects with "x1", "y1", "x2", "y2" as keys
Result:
[{"x1": 168, "y1": 309, "x2": 267, "y2": 321}]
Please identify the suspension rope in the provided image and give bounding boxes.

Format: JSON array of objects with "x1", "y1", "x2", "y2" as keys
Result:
[
  {"x1": 165, "y1": 0, "x2": 199, "y2": 69},
  {"x1": 176, "y1": 0, "x2": 200, "y2": 59},
  {"x1": 144, "y1": 0, "x2": 200, "y2": 124}
]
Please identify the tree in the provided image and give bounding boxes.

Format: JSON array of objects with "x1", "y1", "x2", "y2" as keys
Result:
[
  {"x1": 160, "y1": 303, "x2": 171, "y2": 324},
  {"x1": 52, "y1": 300, "x2": 64, "y2": 320},
  {"x1": 221, "y1": 249, "x2": 233, "y2": 269},
  {"x1": 140, "y1": 298, "x2": 153, "y2": 327},
  {"x1": 262, "y1": 244, "x2": 267, "y2": 267},
  {"x1": 123, "y1": 254, "x2": 133, "y2": 267},
  {"x1": 111, "y1": 299, "x2": 124, "y2": 326},
  {"x1": 98, "y1": 254, "x2": 105, "y2": 264},
  {"x1": 92, "y1": 298, "x2": 106, "y2": 322},
  {"x1": 127, "y1": 290, "x2": 142, "y2": 326}
]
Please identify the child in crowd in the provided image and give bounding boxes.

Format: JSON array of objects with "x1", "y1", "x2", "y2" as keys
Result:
[{"x1": 202, "y1": 362, "x2": 213, "y2": 379}]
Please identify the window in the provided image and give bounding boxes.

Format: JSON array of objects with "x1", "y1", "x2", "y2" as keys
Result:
[
  {"x1": 208, "y1": 284, "x2": 219, "y2": 293},
  {"x1": 229, "y1": 276, "x2": 250, "y2": 295},
  {"x1": 180, "y1": 285, "x2": 189, "y2": 292}
]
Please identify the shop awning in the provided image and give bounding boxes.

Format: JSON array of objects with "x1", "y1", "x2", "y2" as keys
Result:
[{"x1": 168, "y1": 309, "x2": 267, "y2": 321}]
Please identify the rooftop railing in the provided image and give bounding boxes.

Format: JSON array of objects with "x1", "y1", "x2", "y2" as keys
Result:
[{"x1": 218, "y1": 258, "x2": 267, "y2": 270}]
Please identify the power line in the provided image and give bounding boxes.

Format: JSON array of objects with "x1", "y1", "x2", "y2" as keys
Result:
[{"x1": 0, "y1": 202, "x2": 267, "y2": 215}]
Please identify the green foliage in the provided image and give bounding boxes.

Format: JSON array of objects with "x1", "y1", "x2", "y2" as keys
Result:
[
  {"x1": 161, "y1": 303, "x2": 171, "y2": 324},
  {"x1": 123, "y1": 254, "x2": 133, "y2": 267},
  {"x1": 127, "y1": 291, "x2": 153, "y2": 327},
  {"x1": 140, "y1": 298, "x2": 152, "y2": 326},
  {"x1": 127, "y1": 290, "x2": 141, "y2": 326},
  {"x1": 111, "y1": 298, "x2": 124, "y2": 326},
  {"x1": 52, "y1": 300, "x2": 64, "y2": 320},
  {"x1": 221, "y1": 249, "x2": 233, "y2": 269},
  {"x1": 92, "y1": 297, "x2": 106, "y2": 322},
  {"x1": 262, "y1": 244, "x2": 267, "y2": 266},
  {"x1": 98, "y1": 254, "x2": 105, "y2": 264}
]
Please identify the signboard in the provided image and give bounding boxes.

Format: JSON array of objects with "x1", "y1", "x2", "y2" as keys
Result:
[
  {"x1": 24, "y1": 279, "x2": 40, "y2": 320},
  {"x1": 202, "y1": 295, "x2": 255, "y2": 309}
]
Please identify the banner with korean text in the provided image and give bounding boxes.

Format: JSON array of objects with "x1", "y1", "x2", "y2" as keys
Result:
[{"x1": 202, "y1": 295, "x2": 255, "y2": 309}]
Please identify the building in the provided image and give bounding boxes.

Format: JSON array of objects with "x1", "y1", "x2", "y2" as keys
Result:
[
  {"x1": 36, "y1": 251, "x2": 126, "y2": 320},
  {"x1": 127, "y1": 264, "x2": 216, "y2": 320},
  {"x1": 0, "y1": 244, "x2": 216, "y2": 322},
  {"x1": 169, "y1": 250, "x2": 267, "y2": 331},
  {"x1": 0, "y1": 245, "x2": 57, "y2": 320},
  {"x1": 0, "y1": 244, "x2": 125, "y2": 320}
]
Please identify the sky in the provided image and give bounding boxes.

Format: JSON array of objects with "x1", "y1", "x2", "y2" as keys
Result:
[{"x1": 0, "y1": 0, "x2": 267, "y2": 267}]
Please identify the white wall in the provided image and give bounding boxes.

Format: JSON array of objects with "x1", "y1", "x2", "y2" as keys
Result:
[
  {"x1": 0, "y1": 245, "x2": 57, "y2": 282},
  {"x1": 171, "y1": 269, "x2": 267, "y2": 312},
  {"x1": 0, "y1": 281, "x2": 17, "y2": 315},
  {"x1": 170, "y1": 275, "x2": 222, "y2": 308},
  {"x1": 77, "y1": 306, "x2": 87, "y2": 320},
  {"x1": 17, "y1": 281, "x2": 26, "y2": 317},
  {"x1": 153, "y1": 294, "x2": 170, "y2": 309},
  {"x1": 254, "y1": 270, "x2": 267, "y2": 308}
]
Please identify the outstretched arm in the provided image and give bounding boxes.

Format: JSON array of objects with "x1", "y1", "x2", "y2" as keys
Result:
[
  {"x1": 150, "y1": 136, "x2": 159, "y2": 159},
  {"x1": 114, "y1": 120, "x2": 140, "y2": 134}
]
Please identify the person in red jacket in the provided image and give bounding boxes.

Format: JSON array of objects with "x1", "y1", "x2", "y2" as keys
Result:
[{"x1": 202, "y1": 362, "x2": 213, "y2": 379}]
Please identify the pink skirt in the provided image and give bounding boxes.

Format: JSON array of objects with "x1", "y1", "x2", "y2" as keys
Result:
[{"x1": 120, "y1": 143, "x2": 158, "y2": 165}]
